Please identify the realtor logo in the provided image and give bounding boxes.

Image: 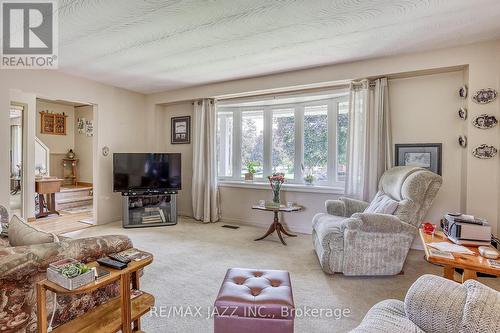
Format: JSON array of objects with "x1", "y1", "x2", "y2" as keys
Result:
[{"x1": 1, "y1": 0, "x2": 58, "y2": 69}]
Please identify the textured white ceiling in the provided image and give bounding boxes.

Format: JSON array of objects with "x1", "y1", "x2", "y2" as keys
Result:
[{"x1": 58, "y1": 0, "x2": 500, "y2": 93}]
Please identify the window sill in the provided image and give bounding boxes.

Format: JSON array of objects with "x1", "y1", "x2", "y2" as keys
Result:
[{"x1": 218, "y1": 180, "x2": 344, "y2": 194}]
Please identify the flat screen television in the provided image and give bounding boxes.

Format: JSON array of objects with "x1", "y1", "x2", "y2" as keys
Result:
[{"x1": 113, "y1": 153, "x2": 181, "y2": 192}]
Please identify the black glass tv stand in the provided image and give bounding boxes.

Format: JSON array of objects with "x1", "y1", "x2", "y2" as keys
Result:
[{"x1": 122, "y1": 191, "x2": 177, "y2": 228}]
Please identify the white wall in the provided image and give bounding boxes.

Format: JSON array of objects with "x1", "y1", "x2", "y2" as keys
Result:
[
  {"x1": 154, "y1": 102, "x2": 194, "y2": 217},
  {"x1": 1, "y1": 71, "x2": 149, "y2": 223},
  {"x1": 390, "y1": 71, "x2": 465, "y2": 223},
  {"x1": 74, "y1": 105, "x2": 94, "y2": 183},
  {"x1": 148, "y1": 40, "x2": 500, "y2": 235}
]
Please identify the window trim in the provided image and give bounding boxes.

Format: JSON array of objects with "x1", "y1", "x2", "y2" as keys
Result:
[
  {"x1": 218, "y1": 180, "x2": 345, "y2": 194},
  {"x1": 217, "y1": 96, "x2": 348, "y2": 187}
]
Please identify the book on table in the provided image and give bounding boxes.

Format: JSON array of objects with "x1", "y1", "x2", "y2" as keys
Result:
[{"x1": 118, "y1": 248, "x2": 152, "y2": 261}]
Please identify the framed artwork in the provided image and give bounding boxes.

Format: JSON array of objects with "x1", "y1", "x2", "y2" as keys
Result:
[
  {"x1": 395, "y1": 143, "x2": 442, "y2": 175},
  {"x1": 77, "y1": 117, "x2": 85, "y2": 134},
  {"x1": 40, "y1": 111, "x2": 67, "y2": 135},
  {"x1": 85, "y1": 119, "x2": 94, "y2": 137},
  {"x1": 171, "y1": 116, "x2": 191, "y2": 144}
]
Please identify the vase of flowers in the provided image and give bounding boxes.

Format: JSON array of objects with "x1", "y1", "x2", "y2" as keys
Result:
[{"x1": 268, "y1": 173, "x2": 285, "y2": 207}]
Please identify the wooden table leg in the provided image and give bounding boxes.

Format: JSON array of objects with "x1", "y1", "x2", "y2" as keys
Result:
[
  {"x1": 48, "y1": 193, "x2": 60, "y2": 215},
  {"x1": 36, "y1": 194, "x2": 47, "y2": 218},
  {"x1": 254, "y1": 211, "x2": 297, "y2": 245},
  {"x1": 131, "y1": 271, "x2": 141, "y2": 331},
  {"x1": 121, "y1": 273, "x2": 132, "y2": 333},
  {"x1": 462, "y1": 269, "x2": 477, "y2": 283},
  {"x1": 443, "y1": 266, "x2": 455, "y2": 281},
  {"x1": 37, "y1": 283, "x2": 48, "y2": 333},
  {"x1": 275, "y1": 225, "x2": 287, "y2": 246},
  {"x1": 254, "y1": 211, "x2": 279, "y2": 242},
  {"x1": 278, "y1": 223, "x2": 297, "y2": 237}
]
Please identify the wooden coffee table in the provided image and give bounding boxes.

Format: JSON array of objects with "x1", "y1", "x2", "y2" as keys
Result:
[
  {"x1": 252, "y1": 204, "x2": 302, "y2": 245},
  {"x1": 419, "y1": 229, "x2": 500, "y2": 283},
  {"x1": 37, "y1": 252, "x2": 154, "y2": 333}
]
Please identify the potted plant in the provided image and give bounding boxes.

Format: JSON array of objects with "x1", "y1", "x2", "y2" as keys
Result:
[
  {"x1": 301, "y1": 164, "x2": 314, "y2": 185},
  {"x1": 47, "y1": 259, "x2": 95, "y2": 290},
  {"x1": 244, "y1": 161, "x2": 259, "y2": 181}
]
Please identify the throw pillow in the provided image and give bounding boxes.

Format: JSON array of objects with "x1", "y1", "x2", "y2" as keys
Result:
[
  {"x1": 8, "y1": 215, "x2": 58, "y2": 247},
  {"x1": 364, "y1": 194, "x2": 399, "y2": 215}
]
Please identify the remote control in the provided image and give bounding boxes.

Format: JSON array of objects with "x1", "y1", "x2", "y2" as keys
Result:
[
  {"x1": 109, "y1": 253, "x2": 131, "y2": 264},
  {"x1": 97, "y1": 257, "x2": 128, "y2": 270}
]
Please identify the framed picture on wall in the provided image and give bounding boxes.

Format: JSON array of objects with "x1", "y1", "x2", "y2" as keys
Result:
[
  {"x1": 395, "y1": 143, "x2": 442, "y2": 175},
  {"x1": 171, "y1": 116, "x2": 191, "y2": 144}
]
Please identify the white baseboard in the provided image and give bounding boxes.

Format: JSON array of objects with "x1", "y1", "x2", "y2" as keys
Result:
[
  {"x1": 219, "y1": 216, "x2": 312, "y2": 235},
  {"x1": 178, "y1": 211, "x2": 192, "y2": 218},
  {"x1": 94, "y1": 216, "x2": 121, "y2": 225}
]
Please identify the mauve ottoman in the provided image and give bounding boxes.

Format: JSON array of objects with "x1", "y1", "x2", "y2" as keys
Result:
[{"x1": 214, "y1": 268, "x2": 295, "y2": 333}]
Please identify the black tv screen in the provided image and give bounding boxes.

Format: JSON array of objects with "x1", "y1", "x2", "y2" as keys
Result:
[{"x1": 113, "y1": 153, "x2": 181, "y2": 192}]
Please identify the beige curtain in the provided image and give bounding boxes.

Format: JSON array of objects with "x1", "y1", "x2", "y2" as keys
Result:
[
  {"x1": 345, "y1": 78, "x2": 392, "y2": 201},
  {"x1": 192, "y1": 99, "x2": 220, "y2": 222}
]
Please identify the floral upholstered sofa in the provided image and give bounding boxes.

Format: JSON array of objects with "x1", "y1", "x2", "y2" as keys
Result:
[{"x1": 0, "y1": 209, "x2": 132, "y2": 332}]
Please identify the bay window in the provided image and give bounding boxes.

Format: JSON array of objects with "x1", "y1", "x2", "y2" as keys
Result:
[{"x1": 217, "y1": 91, "x2": 349, "y2": 187}]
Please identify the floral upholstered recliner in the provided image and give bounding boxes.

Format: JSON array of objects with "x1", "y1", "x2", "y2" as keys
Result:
[{"x1": 0, "y1": 206, "x2": 132, "y2": 333}]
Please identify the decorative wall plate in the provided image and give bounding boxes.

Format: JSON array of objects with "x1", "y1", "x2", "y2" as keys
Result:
[
  {"x1": 458, "y1": 107, "x2": 467, "y2": 120},
  {"x1": 459, "y1": 85, "x2": 468, "y2": 98},
  {"x1": 472, "y1": 88, "x2": 497, "y2": 104},
  {"x1": 472, "y1": 114, "x2": 498, "y2": 129},
  {"x1": 102, "y1": 146, "x2": 110, "y2": 156},
  {"x1": 458, "y1": 135, "x2": 467, "y2": 148},
  {"x1": 472, "y1": 144, "x2": 497, "y2": 159}
]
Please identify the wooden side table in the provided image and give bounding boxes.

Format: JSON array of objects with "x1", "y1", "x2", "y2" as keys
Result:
[
  {"x1": 419, "y1": 229, "x2": 500, "y2": 283},
  {"x1": 36, "y1": 253, "x2": 154, "y2": 333},
  {"x1": 35, "y1": 178, "x2": 63, "y2": 219},
  {"x1": 252, "y1": 205, "x2": 302, "y2": 245}
]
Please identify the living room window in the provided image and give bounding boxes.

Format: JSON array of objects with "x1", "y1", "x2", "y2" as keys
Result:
[{"x1": 217, "y1": 91, "x2": 349, "y2": 187}]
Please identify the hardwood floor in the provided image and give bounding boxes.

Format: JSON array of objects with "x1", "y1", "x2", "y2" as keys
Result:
[
  {"x1": 31, "y1": 211, "x2": 94, "y2": 235},
  {"x1": 32, "y1": 183, "x2": 95, "y2": 235}
]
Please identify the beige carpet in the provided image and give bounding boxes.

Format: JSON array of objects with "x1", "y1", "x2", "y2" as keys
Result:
[{"x1": 66, "y1": 218, "x2": 500, "y2": 333}]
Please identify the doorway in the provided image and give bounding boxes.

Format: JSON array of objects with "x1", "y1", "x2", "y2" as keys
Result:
[
  {"x1": 9, "y1": 104, "x2": 24, "y2": 217},
  {"x1": 31, "y1": 98, "x2": 97, "y2": 234}
]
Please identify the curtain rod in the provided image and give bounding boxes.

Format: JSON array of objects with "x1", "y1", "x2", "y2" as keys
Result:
[
  {"x1": 215, "y1": 83, "x2": 350, "y2": 102},
  {"x1": 351, "y1": 78, "x2": 382, "y2": 87},
  {"x1": 191, "y1": 100, "x2": 214, "y2": 105}
]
